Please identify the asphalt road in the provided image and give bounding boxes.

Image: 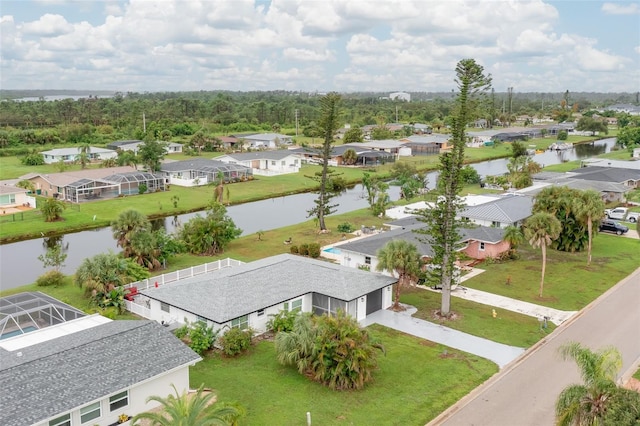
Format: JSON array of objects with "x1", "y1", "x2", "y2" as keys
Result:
[{"x1": 430, "y1": 267, "x2": 640, "y2": 426}]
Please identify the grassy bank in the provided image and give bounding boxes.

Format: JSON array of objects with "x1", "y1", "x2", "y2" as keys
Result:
[{"x1": 190, "y1": 324, "x2": 498, "y2": 425}]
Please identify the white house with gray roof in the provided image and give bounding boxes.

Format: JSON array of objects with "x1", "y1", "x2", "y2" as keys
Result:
[
  {"x1": 0, "y1": 292, "x2": 200, "y2": 426},
  {"x1": 138, "y1": 254, "x2": 395, "y2": 333},
  {"x1": 235, "y1": 133, "x2": 293, "y2": 149},
  {"x1": 216, "y1": 150, "x2": 302, "y2": 175},
  {"x1": 41, "y1": 147, "x2": 117, "y2": 164},
  {"x1": 459, "y1": 195, "x2": 534, "y2": 228}
]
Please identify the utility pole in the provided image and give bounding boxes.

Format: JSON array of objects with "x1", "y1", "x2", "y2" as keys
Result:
[
  {"x1": 143, "y1": 112, "x2": 146, "y2": 133},
  {"x1": 507, "y1": 87, "x2": 513, "y2": 127},
  {"x1": 295, "y1": 109, "x2": 299, "y2": 137}
]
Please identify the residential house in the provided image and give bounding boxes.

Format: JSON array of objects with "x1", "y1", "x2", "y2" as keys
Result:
[
  {"x1": 400, "y1": 134, "x2": 451, "y2": 153},
  {"x1": 234, "y1": 133, "x2": 293, "y2": 149},
  {"x1": 0, "y1": 185, "x2": 35, "y2": 209},
  {"x1": 332, "y1": 218, "x2": 508, "y2": 273},
  {"x1": 0, "y1": 292, "x2": 200, "y2": 426},
  {"x1": 41, "y1": 147, "x2": 117, "y2": 164},
  {"x1": 579, "y1": 158, "x2": 640, "y2": 171},
  {"x1": 22, "y1": 167, "x2": 166, "y2": 202},
  {"x1": 289, "y1": 145, "x2": 396, "y2": 166},
  {"x1": 218, "y1": 136, "x2": 242, "y2": 150},
  {"x1": 530, "y1": 170, "x2": 634, "y2": 203},
  {"x1": 216, "y1": 150, "x2": 301, "y2": 176},
  {"x1": 568, "y1": 166, "x2": 640, "y2": 189},
  {"x1": 106, "y1": 140, "x2": 183, "y2": 154},
  {"x1": 459, "y1": 194, "x2": 534, "y2": 228},
  {"x1": 160, "y1": 159, "x2": 253, "y2": 187},
  {"x1": 134, "y1": 254, "x2": 395, "y2": 333},
  {"x1": 604, "y1": 104, "x2": 640, "y2": 115},
  {"x1": 411, "y1": 123, "x2": 432, "y2": 134}
]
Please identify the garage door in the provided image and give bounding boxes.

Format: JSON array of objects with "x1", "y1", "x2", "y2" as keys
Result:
[{"x1": 366, "y1": 289, "x2": 382, "y2": 315}]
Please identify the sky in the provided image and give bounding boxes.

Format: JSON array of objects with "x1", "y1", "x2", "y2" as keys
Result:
[{"x1": 1, "y1": 0, "x2": 639, "y2": 94}]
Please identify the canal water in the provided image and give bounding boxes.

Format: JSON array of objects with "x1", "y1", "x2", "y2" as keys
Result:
[{"x1": 0, "y1": 138, "x2": 616, "y2": 289}]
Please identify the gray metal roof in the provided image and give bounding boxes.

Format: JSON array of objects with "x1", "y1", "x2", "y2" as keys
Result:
[
  {"x1": 140, "y1": 254, "x2": 396, "y2": 323},
  {"x1": 0, "y1": 320, "x2": 200, "y2": 426},
  {"x1": 160, "y1": 158, "x2": 251, "y2": 173},
  {"x1": 219, "y1": 150, "x2": 299, "y2": 161},
  {"x1": 460, "y1": 195, "x2": 534, "y2": 224}
]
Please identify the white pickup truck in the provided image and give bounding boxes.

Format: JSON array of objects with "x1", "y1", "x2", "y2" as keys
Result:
[{"x1": 604, "y1": 207, "x2": 640, "y2": 223}]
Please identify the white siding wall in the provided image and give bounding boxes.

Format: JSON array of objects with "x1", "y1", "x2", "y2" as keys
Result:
[
  {"x1": 356, "y1": 296, "x2": 367, "y2": 321},
  {"x1": 35, "y1": 367, "x2": 191, "y2": 426},
  {"x1": 382, "y1": 285, "x2": 393, "y2": 309}
]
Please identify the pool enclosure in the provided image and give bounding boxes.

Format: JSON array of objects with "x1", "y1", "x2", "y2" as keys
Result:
[
  {"x1": 0, "y1": 292, "x2": 86, "y2": 340},
  {"x1": 65, "y1": 171, "x2": 167, "y2": 203},
  {"x1": 160, "y1": 159, "x2": 253, "y2": 187}
]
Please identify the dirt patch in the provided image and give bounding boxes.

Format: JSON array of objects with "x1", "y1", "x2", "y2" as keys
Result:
[
  {"x1": 430, "y1": 310, "x2": 461, "y2": 321},
  {"x1": 624, "y1": 377, "x2": 640, "y2": 393}
]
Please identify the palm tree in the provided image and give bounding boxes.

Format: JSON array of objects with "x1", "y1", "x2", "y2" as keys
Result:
[
  {"x1": 129, "y1": 230, "x2": 161, "y2": 270},
  {"x1": 111, "y1": 209, "x2": 149, "y2": 258},
  {"x1": 40, "y1": 198, "x2": 66, "y2": 222},
  {"x1": 131, "y1": 384, "x2": 244, "y2": 426},
  {"x1": 574, "y1": 190, "x2": 605, "y2": 266},
  {"x1": 15, "y1": 179, "x2": 36, "y2": 193},
  {"x1": 503, "y1": 225, "x2": 524, "y2": 253},
  {"x1": 375, "y1": 240, "x2": 422, "y2": 310},
  {"x1": 556, "y1": 342, "x2": 622, "y2": 426},
  {"x1": 524, "y1": 212, "x2": 561, "y2": 297},
  {"x1": 74, "y1": 252, "x2": 130, "y2": 295},
  {"x1": 77, "y1": 143, "x2": 91, "y2": 169},
  {"x1": 275, "y1": 313, "x2": 318, "y2": 375}
]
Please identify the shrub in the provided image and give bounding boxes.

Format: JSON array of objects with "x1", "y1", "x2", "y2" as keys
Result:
[
  {"x1": 308, "y1": 243, "x2": 321, "y2": 258},
  {"x1": 289, "y1": 245, "x2": 299, "y2": 254},
  {"x1": 138, "y1": 183, "x2": 148, "y2": 194},
  {"x1": 36, "y1": 270, "x2": 66, "y2": 287},
  {"x1": 299, "y1": 243, "x2": 309, "y2": 256},
  {"x1": 21, "y1": 152, "x2": 44, "y2": 165},
  {"x1": 188, "y1": 321, "x2": 217, "y2": 355},
  {"x1": 100, "y1": 307, "x2": 118, "y2": 320},
  {"x1": 174, "y1": 325, "x2": 189, "y2": 339},
  {"x1": 267, "y1": 309, "x2": 299, "y2": 333},
  {"x1": 218, "y1": 327, "x2": 253, "y2": 357},
  {"x1": 337, "y1": 222, "x2": 355, "y2": 233},
  {"x1": 557, "y1": 130, "x2": 568, "y2": 141}
]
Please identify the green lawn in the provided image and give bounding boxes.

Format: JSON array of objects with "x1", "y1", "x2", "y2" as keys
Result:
[
  {"x1": 463, "y1": 234, "x2": 639, "y2": 311},
  {"x1": 190, "y1": 325, "x2": 497, "y2": 426},
  {"x1": 400, "y1": 288, "x2": 555, "y2": 348}
]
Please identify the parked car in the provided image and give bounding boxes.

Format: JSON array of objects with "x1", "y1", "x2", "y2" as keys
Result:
[
  {"x1": 604, "y1": 207, "x2": 639, "y2": 223},
  {"x1": 599, "y1": 219, "x2": 629, "y2": 235}
]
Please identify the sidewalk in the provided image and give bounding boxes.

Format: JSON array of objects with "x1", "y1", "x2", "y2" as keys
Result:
[
  {"x1": 362, "y1": 305, "x2": 525, "y2": 368},
  {"x1": 424, "y1": 268, "x2": 578, "y2": 325}
]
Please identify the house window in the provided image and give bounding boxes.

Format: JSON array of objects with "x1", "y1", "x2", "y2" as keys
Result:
[
  {"x1": 283, "y1": 302, "x2": 289, "y2": 311},
  {"x1": 231, "y1": 315, "x2": 248, "y2": 330},
  {"x1": 160, "y1": 302, "x2": 170, "y2": 313},
  {"x1": 49, "y1": 414, "x2": 71, "y2": 426},
  {"x1": 271, "y1": 161, "x2": 276, "y2": 165},
  {"x1": 312, "y1": 293, "x2": 346, "y2": 316},
  {"x1": 257, "y1": 309, "x2": 265, "y2": 317},
  {"x1": 491, "y1": 221, "x2": 501, "y2": 228},
  {"x1": 364, "y1": 256, "x2": 371, "y2": 265},
  {"x1": 80, "y1": 401, "x2": 101, "y2": 424},
  {"x1": 479, "y1": 242, "x2": 486, "y2": 251},
  {"x1": 291, "y1": 299, "x2": 302, "y2": 313},
  {"x1": 281, "y1": 161, "x2": 286, "y2": 166},
  {"x1": 294, "y1": 159, "x2": 299, "y2": 165},
  {"x1": 109, "y1": 390, "x2": 129, "y2": 411},
  {"x1": 196, "y1": 315, "x2": 208, "y2": 324}
]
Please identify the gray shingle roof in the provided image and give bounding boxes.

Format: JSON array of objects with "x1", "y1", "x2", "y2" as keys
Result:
[
  {"x1": 339, "y1": 222, "x2": 505, "y2": 258},
  {"x1": 0, "y1": 320, "x2": 200, "y2": 426},
  {"x1": 567, "y1": 166, "x2": 640, "y2": 183},
  {"x1": 460, "y1": 195, "x2": 534, "y2": 224},
  {"x1": 140, "y1": 254, "x2": 396, "y2": 323},
  {"x1": 159, "y1": 158, "x2": 250, "y2": 173}
]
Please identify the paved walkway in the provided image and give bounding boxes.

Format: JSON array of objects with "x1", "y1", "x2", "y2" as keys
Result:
[
  {"x1": 422, "y1": 268, "x2": 578, "y2": 325},
  {"x1": 361, "y1": 305, "x2": 525, "y2": 368}
]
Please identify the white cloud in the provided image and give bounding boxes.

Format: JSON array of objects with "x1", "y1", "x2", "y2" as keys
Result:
[
  {"x1": 602, "y1": 2, "x2": 640, "y2": 15},
  {"x1": 22, "y1": 13, "x2": 73, "y2": 36}
]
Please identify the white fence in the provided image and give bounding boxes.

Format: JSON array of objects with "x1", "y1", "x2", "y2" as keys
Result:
[{"x1": 124, "y1": 258, "x2": 244, "y2": 291}]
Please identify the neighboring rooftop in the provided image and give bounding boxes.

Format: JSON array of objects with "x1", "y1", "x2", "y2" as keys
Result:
[
  {"x1": 0, "y1": 320, "x2": 201, "y2": 426},
  {"x1": 140, "y1": 254, "x2": 396, "y2": 323},
  {"x1": 0, "y1": 292, "x2": 86, "y2": 342}
]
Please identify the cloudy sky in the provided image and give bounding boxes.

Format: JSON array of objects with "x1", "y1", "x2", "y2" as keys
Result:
[{"x1": 1, "y1": 0, "x2": 639, "y2": 93}]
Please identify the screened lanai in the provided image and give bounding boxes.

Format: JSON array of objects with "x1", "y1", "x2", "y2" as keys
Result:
[
  {"x1": 160, "y1": 159, "x2": 252, "y2": 186},
  {"x1": 66, "y1": 171, "x2": 166, "y2": 203},
  {"x1": 0, "y1": 292, "x2": 86, "y2": 340}
]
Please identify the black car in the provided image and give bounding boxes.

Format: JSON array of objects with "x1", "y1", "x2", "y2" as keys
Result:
[{"x1": 599, "y1": 219, "x2": 629, "y2": 235}]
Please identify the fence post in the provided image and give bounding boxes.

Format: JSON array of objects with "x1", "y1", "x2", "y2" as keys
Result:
[{"x1": 191, "y1": 266, "x2": 194, "y2": 277}]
